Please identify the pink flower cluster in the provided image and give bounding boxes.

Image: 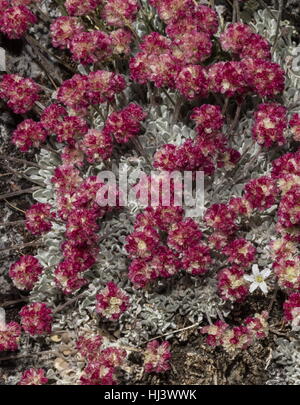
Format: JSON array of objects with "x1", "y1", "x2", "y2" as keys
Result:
[
  {"x1": 0, "y1": 6, "x2": 37, "y2": 39},
  {"x1": 271, "y1": 150, "x2": 300, "y2": 233},
  {"x1": 244, "y1": 176, "x2": 278, "y2": 211},
  {"x1": 200, "y1": 312, "x2": 269, "y2": 353},
  {"x1": 18, "y1": 368, "x2": 48, "y2": 385},
  {"x1": 70, "y1": 31, "x2": 112, "y2": 65},
  {"x1": 49, "y1": 171, "x2": 117, "y2": 294},
  {"x1": 220, "y1": 23, "x2": 271, "y2": 60},
  {"x1": 222, "y1": 238, "x2": 256, "y2": 267},
  {"x1": 77, "y1": 334, "x2": 127, "y2": 384},
  {"x1": 9, "y1": 255, "x2": 43, "y2": 291},
  {"x1": 217, "y1": 266, "x2": 249, "y2": 302},
  {"x1": 283, "y1": 293, "x2": 300, "y2": 329},
  {"x1": 144, "y1": 340, "x2": 171, "y2": 373},
  {"x1": 81, "y1": 129, "x2": 113, "y2": 163},
  {"x1": 0, "y1": 74, "x2": 40, "y2": 114},
  {"x1": 154, "y1": 104, "x2": 241, "y2": 175},
  {"x1": 25, "y1": 203, "x2": 55, "y2": 235},
  {"x1": 50, "y1": 16, "x2": 84, "y2": 49},
  {"x1": 289, "y1": 113, "x2": 300, "y2": 142},
  {"x1": 0, "y1": 321, "x2": 21, "y2": 352},
  {"x1": 56, "y1": 71, "x2": 126, "y2": 114},
  {"x1": 252, "y1": 103, "x2": 288, "y2": 147},
  {"x1": 130, "y1": 3, "x2": 218, "y2": 90},
  {"x1": 96, "y1": 282, "x2": 129, "y2": 321},
  {"x1": 127, "y1": 207, "x2": 211, "y2": 288},
  {"x1": 241, "y1": 57, "x2": 285, "y2": 98},
  {"x1": 65, "y1": 0, "x2": 101, "y2": 16},
  {"x1": 19, "y1": 302, "x2": 53, "y2": 336},
  {"x1": 191, "y1": 104, "x2": 224, "y2": 135},
  {"x1": 101, "y1": 0, "x2": 139, "y2": 27},
  {"x1": 130, "y1": 28, "x2": 212, "y2": 89},
  {"x1": 12, "y1": 119, "x2": 47, "y2": 152},
  {"x1": 104, "y1": 103, "x2": 146, "y2": 144}
]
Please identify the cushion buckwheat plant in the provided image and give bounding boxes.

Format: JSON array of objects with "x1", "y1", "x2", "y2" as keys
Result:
[{"x1": 1, "y1": 0, "x2": 300, "y2": 386}]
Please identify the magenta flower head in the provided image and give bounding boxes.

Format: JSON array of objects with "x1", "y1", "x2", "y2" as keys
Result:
[
  {"x1": 12, "y1": 119, "x2": 47, "y2": 152},
  {"x1": 25, "y1": 203, "x2": 55, "y2": 235},
  {"x1": 86, "y1": 70, "x2": 126, "y2": 105},
  {"x1": 100, "y1": 347, "x2": 127, "y2": 368},
  {"x1": 0, "y1": 74, "x2": 40, "y2": 114},
  {"x1": 222, "y1": 239, "x2": 256, "y2": 267},
  {"x1": 0, "y1": 6, "x2": 37, "y2": 39},
  {"x1": 172, "y1": 31, "x2": 212, "y2": 64},
  {"x1": 252, "y1": 103, "x2": 288, "y2": 148},
  {"x1": 50, "y1": 16, "x2": 84, "y2": 49},
  {"x1": 182, "y1": 243, "x2": 212, "y2": 276},
  {"x1": 283, "y1": 293, "x2": 300, "y2": 329},
  {"x1": 289, "y1": 113, "x2": 300, "y2": 142},
  {"x1": 277, "y1": 185, "x2": 300, "y2": 228},
  {"x1": 200, "y1": 320, "x2": 229, "y2": 347},
  {"x1": 9, "y1": 255, "x2": 43, "y2": 291},
  {"x1": 57, "y1": 74, "x2": 89, "y2": 113},
  {"x1": 208, "y1": 61, "x2": 247, "y2": 97},
  {"x1": 0, "y1": 309, "x2": 21, "y2": 352},
  {"x1": 40, "y1": 103, "x2": 68, "y2": 133},
  {"x1": 144, "y1": 340, "x2": 171, "y2": 373},
  {"x1": 55, "y1": 116, "x2": 88, "y2": 145},
  {"x1": 96, "y1": 282, "x2": 129, "y2": 321},
  {"x1": 101, "y1": 0, "x2": 139, "y2": 27},
  {"x1": 81, "y1": 129, "x2": 113, "y2": 163},
  {"x1": 128, "y1": 258, "x2": 159, "y2": 288},
  {"x1": 204, "y1": 203, "x2": 237, "y2": 234},
  {"x1": 125, "y1": 226, "x2": 160, "y2": 259},
  {"x1": 242, "y1": 57, "x2": 285, "y2": 97},
  {"x1": 175, "y1": 65, "x2": 208, "y2": 100},
  {"x1": 65, "y1": 0, "x2": 101, "y2": 16},
  {"x1": 70, "y1": 31, "x2": 112, "y2": 65},
  {"x1": 273, "y1": 257, "x2": 300, "y2": 291},
  {"x1": 104, "y1": 103, "x2": 146, "y2": 144},
  {"x1": 80, "y1": 361, "x2": 117, "y2": 385},
  {"x1": 167, "y1": 218, "x2": 202, "y2": 252},
  {"x1": 54, "y1": 260, "x2": 88, "y2": 295},
  {"x1": 217, "y1": 266, "x2": 249, "y2": 302},
  {"x1": 149, "y1": 0, "x2": 194, "y2": 23},
  {"x1": 76, "y1": 335, "x2": 104, "y2": 361},
  {"x1": 111, "y1": 28, "x2": 133, "y2": 55},
  {"x1": 20, "y1": 302, "x2": 53, "y2": 336},
  {"x1": 18, "y1": 368, "x2": 48, "y2": 385},
  {"x1": 240, "y1": 33, "x2": 271, "y2": 60},
  {"x1": 220, "y1": 22, "x2": 253, "y2": 54},
  {"x1": 191, "y1": 104, "x2": 224, "y2": 135},
  {"x1": 244, "y1": 176, "x2": 279, "y2": 211}
]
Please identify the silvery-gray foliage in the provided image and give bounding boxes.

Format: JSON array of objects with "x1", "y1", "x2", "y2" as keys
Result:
[
  {"x1": 17, "y1": 3, "x2": 300, "y2": 385},
  {"x1": 267, "y1": 337, "x2": 300, "y2": 385}
]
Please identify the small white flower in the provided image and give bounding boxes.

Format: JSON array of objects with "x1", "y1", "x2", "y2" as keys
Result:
[{"x1": 244, "y1": 264, "x2": 271, "y2": 294}]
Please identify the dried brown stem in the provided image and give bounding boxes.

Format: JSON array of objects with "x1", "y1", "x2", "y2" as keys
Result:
[{"x1": 0, "y1": 187, "x2": 39, "y2": 201}]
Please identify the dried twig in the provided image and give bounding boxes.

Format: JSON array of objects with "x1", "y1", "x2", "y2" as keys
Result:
[
  {"x1": 0, "y1": 155, "x2": 40, "y2": 168},
  {"x1": 0, "y1": 298, "x2": 29, "y2": 308},
  {"x1": 142, "y1": 322, "x2": 200, "y2": 345},
  {"x1": 3, "y1": 164, "x2": 45, "y2": 187},
  {"x1": 272, "y1": 0, "x2": 283, "y2": 56},
  {"x1": 0, "y1": 187, "x2": 39, "y2": 200},
  {"x1": 0, "y1": 219, "x2": 25, "y2": 227},
  {"x1": 0, "y1": 239, "x2": 43, "y2": 253}
]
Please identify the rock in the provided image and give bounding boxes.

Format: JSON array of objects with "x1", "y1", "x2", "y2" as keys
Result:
[{"x1": 0, "y1": 47, "x2": 6, "y2": 72}]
